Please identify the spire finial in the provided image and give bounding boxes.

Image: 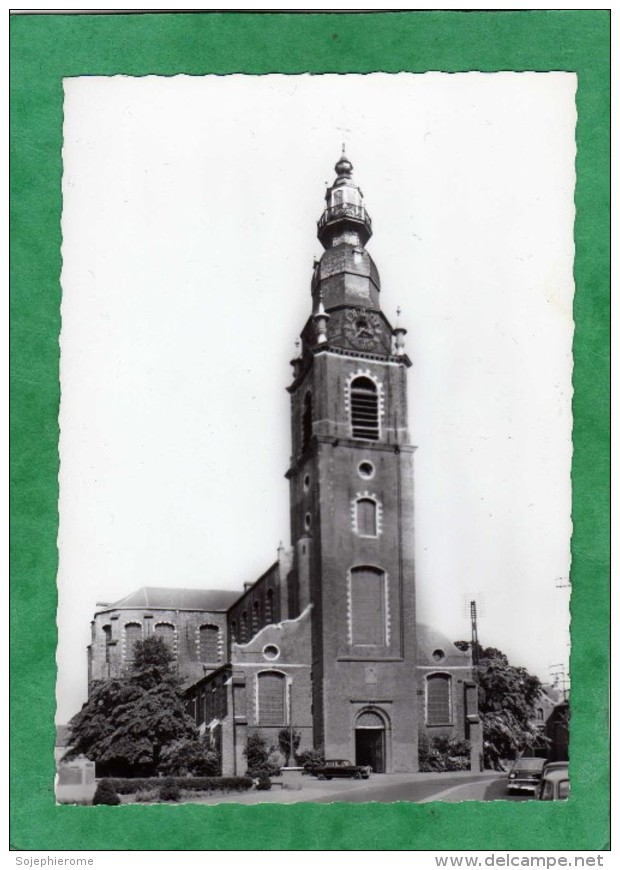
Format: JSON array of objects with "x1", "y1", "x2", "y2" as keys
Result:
[{"x1": 335, "y1": 146, "x2": 353, "y2": 178}]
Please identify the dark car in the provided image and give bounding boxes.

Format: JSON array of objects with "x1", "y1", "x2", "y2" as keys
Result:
[
  {"x1": 507, "y1": 756, "x2": 545, "y2": 795},
  {"x1": 313, "y1": 759, "x2": 371, "y2": 780}
]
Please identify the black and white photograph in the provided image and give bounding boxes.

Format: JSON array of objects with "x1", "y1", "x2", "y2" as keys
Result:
[{"x1": 55, "y1": 72, "x2": 575, "y2": 806}]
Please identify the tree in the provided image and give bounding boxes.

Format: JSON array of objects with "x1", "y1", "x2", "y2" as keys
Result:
[
  {"x1": 65, "y1": 637, "x2": 197, "y2": 777},
  {"x1": 278, "y1": 727, "x2": 301, "y2": 766},
  {"x1": 243, "y1": 732, "x2": 281, "y2": 777},
  {"x1": 457, "y1": 641, "x2": 545, "y2": 770}
]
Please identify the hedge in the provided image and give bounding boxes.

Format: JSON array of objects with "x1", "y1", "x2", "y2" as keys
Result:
[{"x1": 106, "y1": 777, "x2": 253, "y2": 795}]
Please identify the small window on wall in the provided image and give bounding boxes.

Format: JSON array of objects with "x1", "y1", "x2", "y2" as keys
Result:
[
  {"x1": 154, "y1": 623, "x2": 175, "y2": 654},
  {"x1": 102, "y1": 625, "x2": 112, "y2": 664},
  {"x1": 257, "y1": 671, "x2": 287, "y2": 725},
  {"x1": 426, "y1": 674, "x2": 452, "y2": 725},
  {"x1": 350, "y1": 566, "x2": 385, "y2": 646},
  {"x1": 124, "y1": 623, "x2": 142, "y2": 661},
  {"x1": 350, "y1": 377, "x2": 379, "y2": 441},
  {"x1": 240, "y1": 611, "x2": 248, "y2": 643},
  {"x1": 356, "y1": 498, "x2": 377, "y2": 537},
  {"x1": 199, "y1": 624, "x2": 219, "y2": 662},
  {"x1": 301, "y1": 392, "x2": 313, "y2": 453}
]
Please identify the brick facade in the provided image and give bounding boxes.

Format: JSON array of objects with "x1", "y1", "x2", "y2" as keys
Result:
[{"x1": 86, "y1": 151, "x2": 480, "y2": 776}]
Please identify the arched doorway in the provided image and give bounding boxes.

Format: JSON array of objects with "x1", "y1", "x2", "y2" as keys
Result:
[{"x1": 354, "y1": 710, "x2": 387, "y2": 773}]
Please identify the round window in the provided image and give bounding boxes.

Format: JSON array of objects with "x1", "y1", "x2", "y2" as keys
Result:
[
  {"x1": 263, "y1": 644, "x2": 280, "y2": 661},
  {"x1": 304, "y1": 512, "x2": 312, "y2": 531},
  {"x1": 432, "y1": 649, "x2": 445, "y2": 662},
  {"x1": 303, "y1": 473, "x2": 311, "y2": 492},
  {"x1": 358, "y1": 461, "x2": 375, "y2": 480}
]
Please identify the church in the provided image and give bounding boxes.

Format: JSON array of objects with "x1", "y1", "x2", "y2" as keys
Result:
[{"x1": 87, "y1": 150, "x2": 481, "y2": 775}]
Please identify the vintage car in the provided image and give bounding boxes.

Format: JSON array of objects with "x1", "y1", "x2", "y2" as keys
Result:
[
  {"x1": 313, "y1": 759, "x2": 371, "y2": 780},
  {"x1": 506, "y1": 756, "x2": 545, "y2": 795},
  {"x1": 537, "y1": 764, "x2": 570, "y2": 801}
]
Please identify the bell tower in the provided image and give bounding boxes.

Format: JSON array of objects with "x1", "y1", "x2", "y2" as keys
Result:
[{"x1": 286, "y1": 150, "x2": 419, "y2": 773}]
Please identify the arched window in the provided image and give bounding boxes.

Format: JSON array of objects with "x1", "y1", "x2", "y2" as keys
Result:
[
  {"x1": 240, "y1": 611, "x2": 248, "y2": 644},
  {"x1": 199, "y1": 624, "x2": 219, "y2": 662},
  {"x1": 350, "y1": 377, "x2": 379, "y2": 441},
  {"x1": 230, "y1": 620, "x2": 237, "y2": 642},
  {"x1": 257, "y1": 672, "x2": 287, "y2": 725},
  {"x1": 302, "y1": 392, "x2": 313, "y2": 452},
  {"x1": 265, "y1": 589, "x2": 274, "y2": 624},
  {"x1": 102, "y1": 625, "x2": 112, "y2": 664},
  {"x1": 356, "y1": 498, "x2": 377, "y2": 536},
  {"x1": 124, "y1": 622, "x2": 142, "y2": 661},
  {"x1": 426, "y1": 674, "x2": 452, "y2": 725},
  {"x1": 154, "y1": 622, "x2": 175, "y2": 653},
  {"x1": 350, "y1": 566, "x2": 386, "y2": 646}
]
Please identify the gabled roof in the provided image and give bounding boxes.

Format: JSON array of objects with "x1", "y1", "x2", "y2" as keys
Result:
[{"x1": 98, "y1": 586, "x2": 240, "y2": 613}]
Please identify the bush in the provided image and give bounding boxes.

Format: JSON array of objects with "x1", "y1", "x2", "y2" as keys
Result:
[
  {"x1": 244, "y1": 732, "x2": 281, "y2": 777},
  {"x1": 134, "y1": 789, "x2": 159, "y2": 803},
  {"x1": 159, "y1": 738, "x2": 221, "y2": 777},
  {"x1": 92, "y1": 779, "x2": 120, "y2": 806},
  {"x1": 106, "y1": 776, "x2": 254, "y2": 795},
  {"x1": 418, "y1": 732, "x2": 471, "y2": 772},
  {"x1": 296, "y1": 748, "x2": 325, "y2": 770},
  {"x1": 159, "y1": 777, "x2": 181, "y2": 802},
  {"x1": 255, "y1": 773, "x2": 272, "y2": 791}
]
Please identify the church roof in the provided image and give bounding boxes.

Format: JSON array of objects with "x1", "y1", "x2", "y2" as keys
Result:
[
  {"x1": 98, "y1": 586, "x2": 240, "y2": 613},
  {"x1": 416, "y1": 623, "x2": 471, "y2": 667}
]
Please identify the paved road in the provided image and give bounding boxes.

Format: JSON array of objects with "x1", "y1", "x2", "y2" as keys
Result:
[
  {"x1": 312, "y1": 772, "x2": 505, "y2": 804},
  {"x1": 192, "y1": 771, "x2": 525, "y2": 805}
]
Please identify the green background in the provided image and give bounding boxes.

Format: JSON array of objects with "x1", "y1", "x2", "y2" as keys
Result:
[{"x1": 10, "y1": 11, "x2": 610, "y2": 850}]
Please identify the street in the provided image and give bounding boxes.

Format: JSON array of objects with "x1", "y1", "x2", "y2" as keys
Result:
[{"x1": 192, "y1": 770, "x2": 536, "y2": 805}]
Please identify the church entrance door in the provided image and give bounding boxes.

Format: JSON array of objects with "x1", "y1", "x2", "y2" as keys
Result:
[{"x1": 354, "y1": 710, "x2": 386, "y2": 773}]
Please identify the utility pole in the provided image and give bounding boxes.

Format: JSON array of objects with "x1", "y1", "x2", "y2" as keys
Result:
[{"x1": 470, "y1": 600, "x2": 479, "y2": 665}]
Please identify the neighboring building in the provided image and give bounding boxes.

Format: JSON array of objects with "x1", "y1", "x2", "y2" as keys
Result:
[{"x1": 86, "y1": 151, "x2": 481, "y2": 774}]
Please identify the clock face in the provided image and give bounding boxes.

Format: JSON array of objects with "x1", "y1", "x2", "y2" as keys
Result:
[{"x1": 344, "y1": 309, "x2": 382, "y2": 350}]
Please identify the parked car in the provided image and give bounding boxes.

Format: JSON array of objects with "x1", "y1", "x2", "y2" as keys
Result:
[
  {"x1": 506, "y1": 756, "x2": 545, "y2": 795},
  {"x1": 313, "y1": 759, "x2": 371, "y2": 780},
  {"x1": 537, "y1": 764, "x2": 570, "y2": 801}
]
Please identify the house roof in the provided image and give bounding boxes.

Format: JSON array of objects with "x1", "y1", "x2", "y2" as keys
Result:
[{"x1": 98, "y1": 586, "x2": 241, "y2": 613}]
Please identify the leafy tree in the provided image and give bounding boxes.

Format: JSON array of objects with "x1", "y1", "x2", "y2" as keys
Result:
[
  {"x1": 278, "y1": 727, "x2": 301, "y2": 766},
  {"x1": 456, "y1": 641, "x2": 545, "y2": 770},
  {"x1": 65, "y1": 637, "x2": 197, "y2": 777},
  {"x1": 243, "y1": 732, "x2": 281, "y2": 777}
]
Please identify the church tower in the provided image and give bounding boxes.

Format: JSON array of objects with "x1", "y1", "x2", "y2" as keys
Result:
[{"x1": 286, "y1": 150, "x2": 419, "y2": 772}]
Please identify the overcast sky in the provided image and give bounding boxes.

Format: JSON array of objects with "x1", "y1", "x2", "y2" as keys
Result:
[{"x1": 57, "y1": 72, "x2": 575, "y2": 723}]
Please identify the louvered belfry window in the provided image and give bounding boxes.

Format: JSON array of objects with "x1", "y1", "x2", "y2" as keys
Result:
[
  {"x1": 350, "y1": 567, "x2": 385, "y2": 645},
  {"x1": 350, "y1": 377, "x2": 379, "y2": 441},
  {"x1": 257, "y1": 672, "x2": 287, "y2": 725},
  {"x1": 199, "y1": 624, "x2": 219, "y2": 662},
  {"x1": 426, "y1": 674, "x2": 452, "y2": 725}
]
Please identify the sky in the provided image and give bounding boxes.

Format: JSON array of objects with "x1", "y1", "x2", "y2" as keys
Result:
[{"x1": 56, "y1": 72, "x2": 576, "y2": 723}]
